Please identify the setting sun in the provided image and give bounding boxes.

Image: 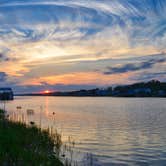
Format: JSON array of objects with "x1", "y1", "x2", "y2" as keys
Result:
[{"x1": 44, "y1": 90, "x2": 50, "y2": 94}]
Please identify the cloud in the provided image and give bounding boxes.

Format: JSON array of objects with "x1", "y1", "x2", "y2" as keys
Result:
[
  {"x1": 0, "y1": 47, "x2": 11, "y2": 62},
  {"x1": 130, "y1": 72, "x2": 166, "y2": 82},
  {"x1": 0, "y1": 72, "x2": 8, "y2": 82},
  {"x1": 104, "y1": 58, "x2": 166, "y2": 75},
  {"x1": 1, "y1": 0, "x2": 166, "y2": 92},
  {"x1": 0, "y1": 53, "x2": 10, "y2": 62},
  {"x1": 0, "y1": 0, "x2": 165, "y2": 45},
  {"x1": 12, "y1": 83, "x2": 98, "y2": 94}
]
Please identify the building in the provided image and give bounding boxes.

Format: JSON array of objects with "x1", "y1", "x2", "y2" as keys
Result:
[{"x1": 0, "y1": 88, "x2": 14, "y2": 100}]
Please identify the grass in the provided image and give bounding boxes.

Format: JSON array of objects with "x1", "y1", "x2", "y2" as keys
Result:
[{"x1": 0, "y1": 109, "x2": 63, "y2": 166}]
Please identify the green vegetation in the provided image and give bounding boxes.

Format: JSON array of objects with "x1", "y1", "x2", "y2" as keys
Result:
[{"x1": 0, "y1": 109, "x2": 63, "y2": 166}]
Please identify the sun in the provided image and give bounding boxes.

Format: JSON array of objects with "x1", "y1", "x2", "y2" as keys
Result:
[{"x1": 44, "y1": 90, "x2": 50, "y2": 94}]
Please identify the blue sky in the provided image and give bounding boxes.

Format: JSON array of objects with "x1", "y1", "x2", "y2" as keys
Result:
[{"x1": 0, "y1": 0, "x2": 166, "y2": 93}]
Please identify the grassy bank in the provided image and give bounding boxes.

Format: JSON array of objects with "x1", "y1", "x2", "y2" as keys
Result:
[{"x1": 0, "y1": 109, "x2": 63, "y2": 166}]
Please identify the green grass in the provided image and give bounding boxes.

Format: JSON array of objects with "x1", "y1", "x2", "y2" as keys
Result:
[{"x1": 0, "y1": 109, "x2": 63, "y2": 166}]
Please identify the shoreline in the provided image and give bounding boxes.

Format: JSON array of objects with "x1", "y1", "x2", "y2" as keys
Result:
[{"x1": 0, "y1": 109, "x2": 63, "y2": 166}]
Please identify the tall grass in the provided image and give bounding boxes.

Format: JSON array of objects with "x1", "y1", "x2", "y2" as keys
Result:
[
  {"x1": 0, "y1": 104, "x2": 95, "y2": 166},
  {"x1": 0, "y1": 109, "x2": 63, "y2": 166}
]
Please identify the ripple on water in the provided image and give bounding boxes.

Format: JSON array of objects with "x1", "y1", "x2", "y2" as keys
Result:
[{"x1": 4, "y1": 97, "x2": 166, "y2": 165}]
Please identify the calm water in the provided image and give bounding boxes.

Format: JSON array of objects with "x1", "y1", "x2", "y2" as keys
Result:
[{"x1": 2, "y1": 96, "x2": 166, "y2": 165}]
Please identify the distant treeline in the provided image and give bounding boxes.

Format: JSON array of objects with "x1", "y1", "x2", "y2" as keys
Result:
[{"x1": 17, "y1": 80, "x2": 166, "y2": 97}]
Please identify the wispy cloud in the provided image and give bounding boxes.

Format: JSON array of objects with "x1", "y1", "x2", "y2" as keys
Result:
[
  {"x1": 0, "y1": 0, "x2": 166, "y2": 92},
  {"x1": 104, "y1": 58, "x2": 166, "y2": 75},
  {"x1": 130, "y1": 72, "x2": 166, "y2": 82},
  {"x1": 0, "y1": 72, "x2": 8, "y2": 82}
]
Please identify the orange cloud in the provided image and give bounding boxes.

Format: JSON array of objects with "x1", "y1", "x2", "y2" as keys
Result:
[{"x1": 20, "y1": 71, "x2": 133, "y2": 86}]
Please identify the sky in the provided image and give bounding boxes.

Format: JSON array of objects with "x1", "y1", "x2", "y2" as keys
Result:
[{"x1": 0, "y1": 0, "x2": 166, "y2": 93}]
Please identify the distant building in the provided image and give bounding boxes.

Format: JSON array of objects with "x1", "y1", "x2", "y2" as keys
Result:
[{"x1": 0, "y1": 88, "x2": 14, "y2": 100}]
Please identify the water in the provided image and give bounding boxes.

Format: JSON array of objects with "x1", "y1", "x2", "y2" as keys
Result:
[{"x1": 2, "y1": 96, "x2": 166, "y2": 165}]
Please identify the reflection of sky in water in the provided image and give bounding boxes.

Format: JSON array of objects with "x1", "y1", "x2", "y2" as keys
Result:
[{"x1": 2, "y1": 97, "x2": 166, "y2": 165}]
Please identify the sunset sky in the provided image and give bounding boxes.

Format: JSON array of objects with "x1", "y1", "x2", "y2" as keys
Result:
[{"x1": 0, "y1": 0, "x2": 166, "y2": 93}]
